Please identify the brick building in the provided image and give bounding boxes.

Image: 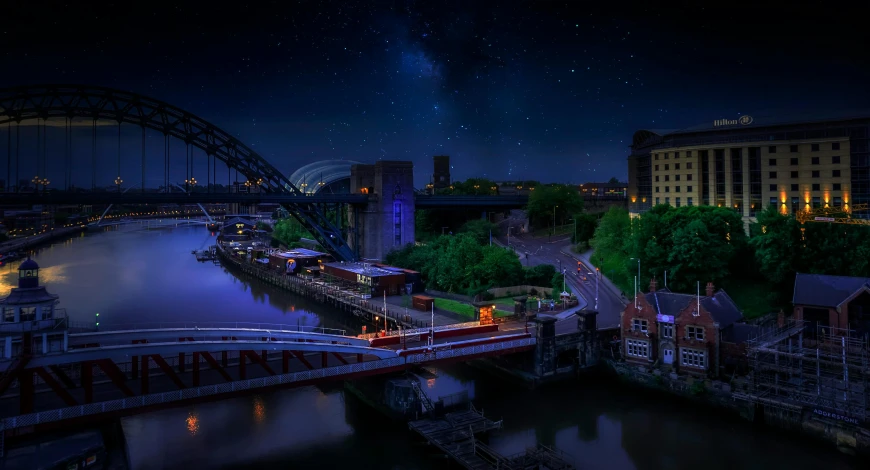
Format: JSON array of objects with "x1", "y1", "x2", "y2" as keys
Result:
[
  {"x1": 321, "y1": 262, "x2": 406, "y2": 297},
  {"x1": 620, "y1": 279, "x2": 747, "y2": 377},
  {"x1": 792, "y1": 273, "x2": 870, "y2": 337}
]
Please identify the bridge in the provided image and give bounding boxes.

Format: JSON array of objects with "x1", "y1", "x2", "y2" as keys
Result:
[{"x1": 0, "y1": 322, "x2": 536, "y2": 438}]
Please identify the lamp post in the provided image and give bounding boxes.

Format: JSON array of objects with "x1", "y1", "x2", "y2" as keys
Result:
[
  {"x1": 32, "y1": 175, "x2": 49, "y2": 194},
  {"x1": 630, "y1": 257, "x2": 641, "y2": 295},
  {"x1": 185, "y1": 177, "x2": 198, "y2": 193},
  {"x1": 114, "y1": 176, "x2": 123, "y2": 193}
]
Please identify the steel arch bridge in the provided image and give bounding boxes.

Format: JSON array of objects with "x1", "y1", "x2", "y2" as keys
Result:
[{"x1": 0, "y1": 84, "x2": 357, "y2": 260}]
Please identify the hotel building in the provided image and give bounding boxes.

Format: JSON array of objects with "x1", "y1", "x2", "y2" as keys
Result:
[{"x1": 627, "y1": 112, "x2": 870, "y2": 227}]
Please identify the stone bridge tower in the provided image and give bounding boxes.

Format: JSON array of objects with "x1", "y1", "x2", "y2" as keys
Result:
[{"x1": 348, "y1": 161, "x2": 415, "y2": 261}]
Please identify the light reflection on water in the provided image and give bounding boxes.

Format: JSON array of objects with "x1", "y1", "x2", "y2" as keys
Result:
[{"x1": 17, "y1": 224, "x2": 865, "y2": 470}]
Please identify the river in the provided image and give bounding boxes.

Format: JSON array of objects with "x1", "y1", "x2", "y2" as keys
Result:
[{"x1": 1, "y1": 222, "x2": 863, "y2": 470}]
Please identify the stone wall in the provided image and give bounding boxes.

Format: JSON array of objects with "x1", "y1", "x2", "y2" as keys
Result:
[{"x1": 349, "y1": 161, "x2": 415, "y2": 261}]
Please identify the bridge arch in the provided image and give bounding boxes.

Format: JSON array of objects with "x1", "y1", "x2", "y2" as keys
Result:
[{"x1": 0, "y1": 84, "x2": 356, "y2": 260}]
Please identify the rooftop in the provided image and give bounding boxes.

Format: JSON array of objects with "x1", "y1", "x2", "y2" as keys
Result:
[
  {"x1": 271, "y1": 248, "x2": 328, "y2": 258},
  {"x1": 0, "y1": 286, "x2": 59, "y2": 305},
  {"x1": 324, "y1": 262, "x2": 402, "y2": 277},
  {"x1": 793, "y1": 273, "x2": 870, "y2": 308},
  {"x1": 644, "y1": 287, "x2": 743, "y2": 328}
]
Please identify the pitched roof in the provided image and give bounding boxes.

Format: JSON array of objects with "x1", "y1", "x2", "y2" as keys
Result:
[
  {"x1": 793, "y1": 273, "x2": 870, "y2": 308},
  {"x1": 0, "y1": 286, "x2": 59, "y2": 305},
  {"x1": 722, "y1": 323, "x2": 761, "y2": 344},
  {"x1": 222, "y1": 217, "x2": 256, "y2": 227},
  {"x1": 643, "y1": 287, "x2": 743, "y2": 328}
]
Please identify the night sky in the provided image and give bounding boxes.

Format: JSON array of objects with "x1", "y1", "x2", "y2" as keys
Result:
[{"x1": 2, "y1": 1, "x2": 869, "y2": 188}]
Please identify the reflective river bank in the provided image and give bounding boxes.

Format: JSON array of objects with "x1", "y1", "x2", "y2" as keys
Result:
[{"x1": 3, "y1": 223, "x2": 862, "y2": 470}]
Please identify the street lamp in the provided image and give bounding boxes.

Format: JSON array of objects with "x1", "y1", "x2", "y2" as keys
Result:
[
  {"x1": 32, "y1": 175, "x2": 49, "y2": 193},
  {"x1": 114, "y1": 176, "x2": 123, "y2": 193},
  {"x1": 185, "y1": 177, "x2": 198, "y2": 193}
]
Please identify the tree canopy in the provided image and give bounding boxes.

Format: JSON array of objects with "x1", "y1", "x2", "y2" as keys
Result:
[{"x1": 526, "y1": 184, "x2": 584, "y2": 231}]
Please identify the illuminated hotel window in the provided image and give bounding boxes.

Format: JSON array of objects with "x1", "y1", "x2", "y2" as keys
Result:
[{"x1": 834, "y1": 183, "x2": 842, "y2": 190}]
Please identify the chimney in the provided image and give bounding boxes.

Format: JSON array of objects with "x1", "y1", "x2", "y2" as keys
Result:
[
  {"x1": 649, "y1": 278, "x2": 657, "y2": 293},
  {"x1": 705, "y1": 282, "x2": 715, "y2": 297},
  {"x1": 777, "y1": 309, "x2": 785, "y2": 328}
]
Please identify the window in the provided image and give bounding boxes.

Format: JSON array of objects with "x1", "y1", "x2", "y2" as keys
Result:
[
  {"x1": 832, "y1": 143, "x2": 840, "y2": 150},
  {"x1": 834, "y1": 183, "x2": 842, "y2": 191},
  {"x1": 768, "y1": 146, "x2": 777, "y2": 153},
  {"x1": 3, "y1": 308, "x2": 13, "y2": 322},
  {"x1": 833, "y1": 170, "x2": 841, "y2": 177},
  {"x1": 686, "y1": 326, "x2": 705, "y2": 340},
  {"x1": 626, "y1": 339, "x2": 650, "y2": 358},
  {"x1": 769, "y1": 184, "x2": 777, "y2": 191},
  {"x1": 656, "y1": 197, "x2": 660, "y2": 205},
  {"x1": 811, "y1": 157, "x2": 820, "y2": 165},
  {"x1": 790, "y1": 157, "x2": 798, "y2": 165},
  {"x1": 769, "y1": 171, "x2": 777, "y2": 178},
  {"x1": 675, "y1": 186, "x2": 681, "y2": 192},
  {"x1": 665, "y1": 186, "x2": 670, "y2": 193},
  {"x1": 655, "y1": 165, "x2": 659, "y2": 171},
  {"x1": 812, "y1": 170, "x2": 820, "y2": 178},
  {"x1": 832, "y1": 156, "x2": 841, "y2": 164},
  {"x1": 769, "y1": 196, "x2": 777, "y2": 206},
  {"x1": 681, "y1": 348, "x2": 707, "y2": 369},
  {"x1": 655, "y1": 176, "x2": 660, "y2": 182},
  {"x1": 687, "y1": 197, "x2": 694, "y2": 206},
  {"x1": 811, "y1": 143, "x2": 820, "y2": 152},
  {"x1": 790, "y1": 145, "x2": 798, "y2": 153},
  {"x1": 664, "y1": 164, "x2": 669, "y2": 170},
  {"x1": 675, "y1": 197, "x2": 681, "y2": 207},
  {"x1": 654, "y1": 154, "x2": 659, "y2": 160},
  {"x1": 791, "y1": 171, "x2": 799, "y2": 178},
  {"x1": 41, "y1": 306, "x2": 52, "y2": 320},
  {"x1": 675, "y1": 174, "x2": 681, "y2": 181},
  {"x1": 19, "y1": 306, "x2": 36, "y2": 322},
  {"x1": 686, "y1": 151, "x2": 692, "y2": 157},
  {"x1": 812, "y1": 196, "x2": 821, "y2": 208},
  {"x1": 661, "y1": 323, "x2": 674, "y2": 338},
  {"x1": 632, "y1": 318, "x2": 648, "y2": 333},
  {"x1": 675, "y1": 163, "x2": 681, "y2": 170},
  {"x1": 791, "y1": 183, "x2": 799, "y2": 191},
  {"x1": 665, "y1": 197, "x2": 670, "y2": 205},
  {"x1": 655, "y1": 186, "x2": 660, "y2": 193},
  {"x1": 812, "y1": 183, "x2": 820, "y2": 191},
  {"x1": 665, "y1": 175, "x2": 670, "y2": 182},
  {"x1": 834, "y1": 196, "x2": 842, "y2": 206},
  {"x1": 674, "y1": 152, "x2": 680, "y2": 159},
  {"x1": 393, "y1": 201, "x2": 402, "y2": 246},
  {"x1": 687, "y1": 162, "x2": 693, "y2": 169},
  {"x1": 687, "y1": 174, "x2": 693, "y2": 181},
  {"x1": 664, "y1": 153, "x2": 670, "y2": 159},
  {"x1": 768, "y1": 158, "x2": 776, "y2": 166},
  {"x1": 686, "y1": 186, "x2": 693, "y2": 192}
]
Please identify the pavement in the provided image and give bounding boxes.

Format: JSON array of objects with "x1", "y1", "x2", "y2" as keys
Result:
[{"x1": 493, "y1": 231, "x2": 626, "y2": 330}]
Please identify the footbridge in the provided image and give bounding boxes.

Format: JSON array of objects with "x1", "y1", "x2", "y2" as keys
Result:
[{"x1": 0, "y1": 323, "x2": 535, "y2": 440}]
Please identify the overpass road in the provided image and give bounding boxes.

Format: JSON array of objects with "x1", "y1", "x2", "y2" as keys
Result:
[{"x1": 495, "y1": 232, "x2": 625, "y2": 330}]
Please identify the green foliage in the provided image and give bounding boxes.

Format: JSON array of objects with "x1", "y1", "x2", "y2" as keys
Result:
[
  {"x1": 524, "y1": 264, "x2": 556, "y2": 287},
  {"x1": 386, "y1": 233, "x2": 524, "y2": 295},
  {"x1": 526, "y1": 184, "x2": 584, "y2": 232},
  {"x1": 271, "y1": 218, "x2": 310, "y2": 247},
  {"x1": 572, "y1": 212, "x2": 598, "y2": 245},
  {"x1": 607, "y1": 177, "x2": 620, "y2": 184},
  {"x1": 458, "y1": 219, "x2": 498, "y2": 245},
  {"x1": 437, "y1": 178, "x2": 501, "y2": 195}
]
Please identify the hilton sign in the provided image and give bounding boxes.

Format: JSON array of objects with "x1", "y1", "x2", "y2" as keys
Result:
[{"x1": 713, "y1": 115, "x2": 753, "y2": 127}]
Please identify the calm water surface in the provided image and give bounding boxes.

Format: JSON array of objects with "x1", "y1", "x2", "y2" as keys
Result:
[{"x1": 4, "y1": 223, "x2": 863, "y2": 470}]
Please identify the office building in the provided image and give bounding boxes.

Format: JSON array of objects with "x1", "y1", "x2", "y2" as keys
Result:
[
  {"x1": 432, "y1": 155, "x2": 451, "y2": 189},
  {"x1": 627, "y1": 112, "x2": 870, "y2": 226}
]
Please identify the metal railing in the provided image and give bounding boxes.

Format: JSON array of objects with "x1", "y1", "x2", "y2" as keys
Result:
[
  {"x1": 0, "y1": 335, "x2": 536, "y2": 430},
  {"x1": 81, "y1": 322, "x2": 346, "y2": 336},
  {"x1": 358, "y1": 321, "x2": 481, "y2": 339}
]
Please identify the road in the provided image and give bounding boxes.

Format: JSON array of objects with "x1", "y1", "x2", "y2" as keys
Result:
[{"x1": 495, "y1": 231, "x2": 625, "y2": 330}]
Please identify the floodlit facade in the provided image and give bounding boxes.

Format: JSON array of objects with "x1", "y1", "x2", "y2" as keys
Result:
[{"x1": 627, "y1": 111, "x2": 870, "y2": 226}]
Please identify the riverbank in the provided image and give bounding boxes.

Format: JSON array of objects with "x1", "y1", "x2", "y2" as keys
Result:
[{"x1": 0, "y1": 225, "x2": 86, "y2": 255}]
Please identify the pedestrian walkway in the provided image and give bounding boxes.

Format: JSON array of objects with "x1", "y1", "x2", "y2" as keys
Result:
[
  {"x1": 559, "y1": 245, "x2": 629, "y2": 307},
  {"x1": 383, "y1": 295, "x2": 471, "y2": 326}
]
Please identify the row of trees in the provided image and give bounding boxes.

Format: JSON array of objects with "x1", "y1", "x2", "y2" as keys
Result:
[{"x1": 591, "y1": 203, "x2": 870, "y2": 317}]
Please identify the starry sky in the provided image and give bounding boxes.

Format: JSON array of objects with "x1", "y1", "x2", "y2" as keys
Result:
[{"x1": 1, "y1": 1, "x2": 869, "y2": 188}]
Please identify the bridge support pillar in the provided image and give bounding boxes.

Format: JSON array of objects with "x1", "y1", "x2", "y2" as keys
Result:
[
  {"x1": 239, "y1": 352, "x2": 247, "y2": 380},
  {"x1": 533, "y1": 317, "x2": 557, "y2": 377},
  {"x1": 192, "y1": 352, "x2": 200, "y2": 386},
  {"x1": 178, "y1": 352, "x2": 186, "y2": 373},
  {"x1": 348, "y1": 161, "x2": 415, "y2": 261},
  {"x1": 282, "y1": 350, "x2": 290, "y2": 374},
  {"x1": 19, "y1": 369, "x2": 34, "y2": 415},
  {"x1": 131, "y1": 355, "x2": 139, "y2": 379},
  {"x1": 81, "y1": 362, "x2": 93, "y2": 404},
  {"x1": 141, "y1": 356, "x2": 149, "y2": 395}
]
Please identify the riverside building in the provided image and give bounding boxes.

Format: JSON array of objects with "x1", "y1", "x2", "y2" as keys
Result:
[{"x1": 627, "y1": 111, "x2": 870, "y2": 229}]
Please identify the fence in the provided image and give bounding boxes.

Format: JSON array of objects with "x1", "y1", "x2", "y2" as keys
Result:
[
  {"x1": 81, "y1": 322, "x2": 346, "y2": 336},
  {"x1": 0, "y1": 336, "x2": 536, "y2": 430},
  {"x1": 358, "y1": 321, "x2": 481, "y2": 339}
]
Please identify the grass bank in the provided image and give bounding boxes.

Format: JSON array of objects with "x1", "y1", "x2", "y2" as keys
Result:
[{"x1": 434, "y1": 298, "x2": 512, "y2": 319}]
